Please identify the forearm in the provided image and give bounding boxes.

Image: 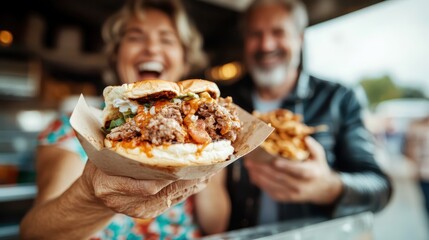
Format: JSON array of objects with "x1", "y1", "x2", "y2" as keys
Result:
[
  {"x1": 20, "y1": 178, "x2": 115, "y2": 240},
  {"x1": 195, "y1": 186, "x2": 230, "y2": 235},
  {"x1": 332, "y1": 172, "x2": 392, "y2": 217},
  {"x1": 194, "y1": 169, "x2": 230, "y2": 235}
]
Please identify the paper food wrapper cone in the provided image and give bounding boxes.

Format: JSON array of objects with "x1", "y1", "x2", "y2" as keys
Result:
[
  {"x1": 70, "y1": 94, "x2": 274, "y2": 180},
  {"x1": 246, "y1": 146, "x2": 277, "y2": 163}
]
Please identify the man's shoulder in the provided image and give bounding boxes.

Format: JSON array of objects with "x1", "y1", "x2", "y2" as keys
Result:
[
  {"x1": 308, "y1": 75, "x2": 358, "y2": 102},
  {"x1": 307, "y1": 75, "x2": 364, "y2": 110},
  {"x1": 309, "y1": 75, "x2": 349, "y2": 93}
]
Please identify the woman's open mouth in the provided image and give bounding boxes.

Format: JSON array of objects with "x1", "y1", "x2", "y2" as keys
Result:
[{"x1": 137, "y1": 61, "x2": 164, "y2": 80}]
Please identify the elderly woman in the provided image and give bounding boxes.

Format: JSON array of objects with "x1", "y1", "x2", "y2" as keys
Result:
[{"x1": 20, "y1": 0, "x2": 230, "y2": 239}]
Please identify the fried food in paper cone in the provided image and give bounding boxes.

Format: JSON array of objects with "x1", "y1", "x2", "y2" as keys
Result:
[{"x1": 253, "y1": 109, "x2": 326, "y2": 161}]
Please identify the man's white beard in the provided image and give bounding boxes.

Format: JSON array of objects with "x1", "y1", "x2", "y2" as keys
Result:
[{"x1": 250, "y1": 65, "x2": 288, "y2": 88}]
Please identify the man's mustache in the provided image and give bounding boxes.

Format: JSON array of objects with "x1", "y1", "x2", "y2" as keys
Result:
[{"x1": 254, "y1": 50, "x2": 286, "y2": 61}]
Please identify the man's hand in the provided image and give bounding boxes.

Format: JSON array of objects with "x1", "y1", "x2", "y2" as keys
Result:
[
  {"x1": 80, "y1": 161, "x2": 208, "y2": 218},
  {"x1": 245, "y1": 137, "x2": 343, "y2": 204}
]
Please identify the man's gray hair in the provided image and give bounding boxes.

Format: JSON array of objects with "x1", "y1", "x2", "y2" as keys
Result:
[{"x1": 243, "y1": 0, "x2": 309, "y2": 33}]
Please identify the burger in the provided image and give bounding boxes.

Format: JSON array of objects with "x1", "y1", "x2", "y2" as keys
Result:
[{"x1": 101, "y1": 79, "x2": 242, "y2": 166}]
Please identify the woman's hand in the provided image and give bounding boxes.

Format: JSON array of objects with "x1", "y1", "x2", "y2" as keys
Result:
[
  {"x1": 21, "y1": 147, "x2": 210, "y2": 240},
  {"x1": 80, "y1": 161, "x2": 209, "y2": 218}
]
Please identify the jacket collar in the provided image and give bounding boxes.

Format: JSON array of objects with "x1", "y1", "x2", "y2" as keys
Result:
[{"x1": 281, "y1": 71, "x2": 314, "y2": 102}]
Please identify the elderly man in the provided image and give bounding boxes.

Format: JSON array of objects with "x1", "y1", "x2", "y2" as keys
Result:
[{"x1": 223, "y1": 0, "x2": 392, "y2": 230}]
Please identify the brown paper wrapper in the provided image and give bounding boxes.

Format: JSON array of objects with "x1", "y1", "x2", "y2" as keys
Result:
[
  {"x1": 70, "y1": 95, "x2": 274, "y2": 180},
  {"x1": 246, "y1": 146, "x2": 277, "y2": 163}
]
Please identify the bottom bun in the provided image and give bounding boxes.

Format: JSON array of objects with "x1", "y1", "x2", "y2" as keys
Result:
[{"x1": 105, "y1": 139, "x2": 234, "y2": 167}]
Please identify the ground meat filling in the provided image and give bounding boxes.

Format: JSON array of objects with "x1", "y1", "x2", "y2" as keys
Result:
[
  {"x1": 106, "y1": 119, "x2": 141, "y2": 141},
  {"x1": 197, "y1": 99, "x2": 241, "y2": 142},
  {"x1": 159, "y1": 103, "x2": 182, "y2": 122},
  {"x1": 143, "y1": 115, "x2": 186, "y2": 145},
  {"x1": 106, "y1": 96, "x2": 241, "y2": 146}
]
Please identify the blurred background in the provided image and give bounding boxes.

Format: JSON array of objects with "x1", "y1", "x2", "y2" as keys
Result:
[{"x1": 0, "y1": 0, "x2": 428, "y2": 239}]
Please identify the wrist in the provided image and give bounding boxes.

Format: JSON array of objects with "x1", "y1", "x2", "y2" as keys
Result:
[
  {"x1": 68, "y1": 177, "x2": 114, "y2": 217},
  {"x1": 326, "y1": 171, "x2": 344, "y2": 204},
  {"x1": 315, "y1": 171, "x2": 344, "y2": 205}
]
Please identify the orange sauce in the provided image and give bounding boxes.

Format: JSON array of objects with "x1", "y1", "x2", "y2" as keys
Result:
[
  {"x1": 139, "y1": 141, "x2": 154, "y2": 158},
  {"x1": 135, "y1": 105, "x2": 152, "y2": 137},
  {"x1": 114, "y1": 139, "x2": 153, "y2": 158},
  {"x1": 135, "y1": 106, "x2": 151, "y2": 126},
  {"x1": 121, "y1": 139, "x2": 136, "y2": 148},
  {"x1": 196, "y1": 142, "x2": 209, "y2": 157},
  {"x1": 154, "y1": 100, "x2": 170, "y2": 111},
  {"x1": 162, "y1": 143, "x2": 172, "y2": 149},
  {"x1": 188, "y1": 98, "x2": 201, "y2": 113}
]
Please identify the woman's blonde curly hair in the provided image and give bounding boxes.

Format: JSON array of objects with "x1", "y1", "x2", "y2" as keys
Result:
[{"x1": 102, "y1": 0, "x2": 207, "y2": 78}]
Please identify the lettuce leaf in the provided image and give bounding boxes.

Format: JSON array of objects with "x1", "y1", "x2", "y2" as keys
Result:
[{"x1": 108, "y1": 117, "x2": 125, "y2": 131}]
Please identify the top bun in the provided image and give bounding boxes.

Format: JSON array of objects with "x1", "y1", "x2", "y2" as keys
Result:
[
  {"x1": 104, "y1": 79, "x2": 220, "y2": 102},
  {"x1": 178, "y1": 79, "x2": 220, "y2": 99},
  {"x1": 102, "y1": 79, "x2": 221, "y2": 125},
  {"x1": 124, "y1": 80, "x2": 181, "y2": 101}
]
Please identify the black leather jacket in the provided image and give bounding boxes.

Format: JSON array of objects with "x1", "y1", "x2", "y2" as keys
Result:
[{"x1": 221, "y1": 73, "x2": 392, "y2": 230}]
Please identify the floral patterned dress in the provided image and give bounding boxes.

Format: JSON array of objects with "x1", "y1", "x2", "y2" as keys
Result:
[{"x1": 39, "y1": 114, "x2": 201, "y2": 239}]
